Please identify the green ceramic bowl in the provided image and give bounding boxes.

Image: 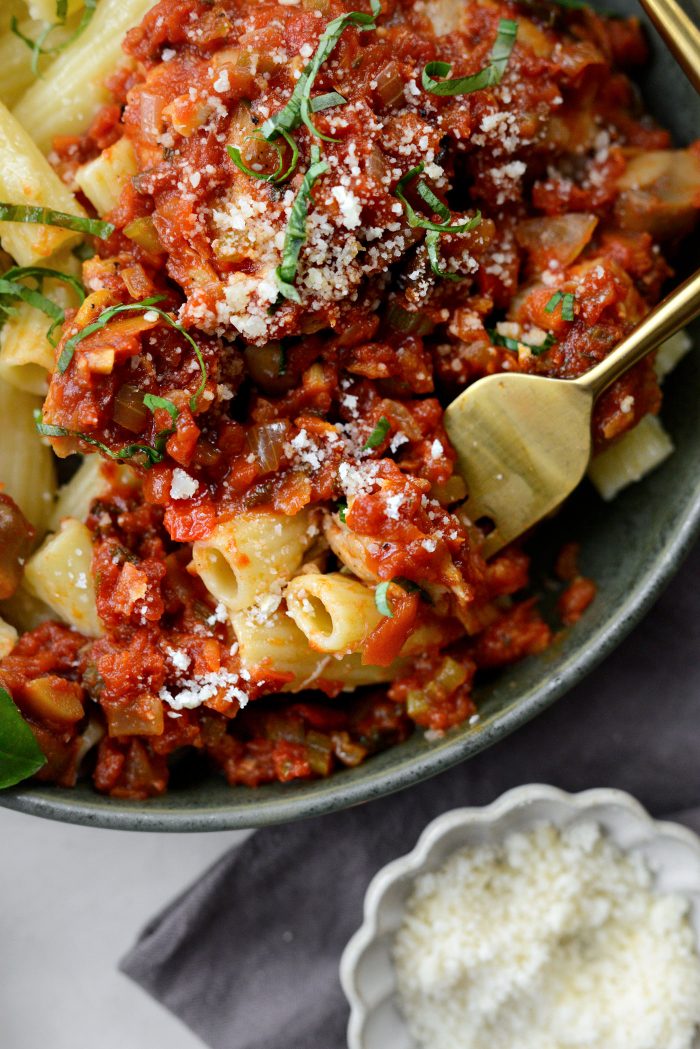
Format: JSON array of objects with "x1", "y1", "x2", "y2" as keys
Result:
[{"x1": 2, "y1": 0, "x2": 699, "y2": 830}]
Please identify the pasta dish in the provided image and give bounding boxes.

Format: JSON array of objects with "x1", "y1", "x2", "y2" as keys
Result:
[{"x1": 0, "y1": 0, "x2": 697, "y2": 798}]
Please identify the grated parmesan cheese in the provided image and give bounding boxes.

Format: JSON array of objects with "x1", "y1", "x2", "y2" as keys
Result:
[{"x1": 394, "y1": 822, "x2": 700, "y2": 1049}]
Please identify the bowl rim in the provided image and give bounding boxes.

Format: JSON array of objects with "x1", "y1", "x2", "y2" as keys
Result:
[
  {"x1": 2, "y1": 472, "x2": 699, "y2": 831},
  {"x1": 339, "y1": 783, "x2": 700, "y2": 1049}
]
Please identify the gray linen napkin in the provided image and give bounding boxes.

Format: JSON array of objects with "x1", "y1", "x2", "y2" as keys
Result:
[{"x1": 121, "y1": 542, "x2": 700, "y2": 1049}]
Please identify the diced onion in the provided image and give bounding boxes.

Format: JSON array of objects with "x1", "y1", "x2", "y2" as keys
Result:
[
  {"x1": 113, "y1": 384, "x2": 149, "y2": 433},
  {"x1": 245, "y1": 421, "x2": 290, "y2": 472}
]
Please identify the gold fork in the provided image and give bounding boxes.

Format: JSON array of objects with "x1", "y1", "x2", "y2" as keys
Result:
[
  {"x1": 443, "y1": 0, "x2": 700, "y2": 559},
  {"x1": 444, "y1": 268, "x2": 700, "y2": 559}
]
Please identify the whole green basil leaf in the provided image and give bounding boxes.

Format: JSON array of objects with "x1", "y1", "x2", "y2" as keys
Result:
[{"x1": 0, "y1": 685, "x2": 46, "y2": 789}]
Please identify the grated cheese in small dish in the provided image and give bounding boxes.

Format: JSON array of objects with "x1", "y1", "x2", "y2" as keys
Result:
[{"x1": 393, "y1": 821, "x2": 700, "y2": 1049}]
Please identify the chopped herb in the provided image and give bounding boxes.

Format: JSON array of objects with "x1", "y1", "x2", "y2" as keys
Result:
[
  {"x1": 35, "y1": 411, "x2": 176, "y2": 469},
  {"x1": 0, "y1": 685, "x2": 46, "y2": 789},
  {"x1": 11, "y1": 0, "x2": 97, "y2": 76},
  {"x1": 545, "y1": 291, "x2": 576, "y2": 321},
  {"x1": 57, "y1": 297, "x2": 207, "y2": 411},
  {"x1": 395, "y1": 165, "x2": 482, "y2": 234},
  {"x1": 275, "y1": 146, "x2": 328, "y2": 303},
  {"x1": 309, "y1": 91, "x2": 348, "y2": 113},
  {"x1": 143, "y1": 393, "x2": 179, "y2": 424},
  {"x1": 421, "y1": 18, "x2": 518, "y2": 96},
  {"x1": 395, "y1": 164, "x2": 481, "y2": 279},
  {"x1": 72, "y1": 242, "x2": 96, "y2": 262},
  {"x1": 374, "y1": 577, "x2": 422, "y2": 618},
  {"x1": 488, "y1": 327, "x2": 557, "y2": 356},
  {"x1": 226, "y1": 129, "x2": 298, "y2": 184},
  {"x1": 0, "y1": 265, "x2": 85, "y2": 344},
  {"x1": 363, "y1": 415, "x2": 391, "y2": 450},
  {"x1": 0, "y1": 202, "x2": 114, "y2": 240},
  {"x1": 561, "y1": 292, "x2": 575, "y2": 321},
  {"x1": 338, "y1": 503, "x2": 348, "y2": 523},
  {"x1": 261, "y1": 1, "x2": 380, "y2": 145}
]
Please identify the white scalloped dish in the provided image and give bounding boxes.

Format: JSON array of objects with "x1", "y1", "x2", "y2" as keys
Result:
[{"x1": 340, "y1": 785, "x2": 700, "y2": 1049}]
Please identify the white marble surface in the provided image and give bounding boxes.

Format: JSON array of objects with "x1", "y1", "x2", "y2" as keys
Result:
[{"x1": 0, "y1": 807, "x2": 247, "y2": 1049}]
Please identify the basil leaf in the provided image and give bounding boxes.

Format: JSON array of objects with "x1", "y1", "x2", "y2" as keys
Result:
[
  {"x1": 337, "y1": 503, "x2": 348, "y2": 523},
  {"x1": 363, "y1": 415, "x2": 391, "y2": 450},
  {"x1": 0, "y1": 202, "x2": 114, "y2": 240},
  {"x1": 57, "y1": 298, "x2": 207, "y2": 412},
  {"x1": 0, "y1": 266, "x2": 86, "y2": 345},
  {"x1": 545, "y1": 291, "x2": 563, "y2": 313},
  {"x1": 35, "y1": 411, "x2": 176, "y2": 468},
  {"x1": 374, "y1": 577, "x2": 421, "y2": 618},
  {"x1": 11, "y1": 0, "x2": 97, "y2": 76},
  {"x1": 275, "y1": 145, "x2": 329, "y2": 303},
  {"x1": 261, "y1": 1, "x2": 380, "y2": 144},
  {"x1": 395, "y1": 163, "x2": 482, "y2": 234},
  {"x1": 425, "y1": 229, "x2": 461, "y2": 281},
  {"x1": 545, "y1": 291, "x2": 575, "y2": 321},
  {"x1": 422, "y1": 18, "x2": 517, "y2": 96},
  {"x1": 374, "y1": 581, "x2": 393, "y2": 618},
  {"x1": 488, "y1": 328, "x2": 557, "y2": 356},
  {"x1": 226, "y1": 128, "x2": 299, "y2": 184},
  {"x1": 143, "y1": 393, "x2": 179, "y2": 424},
  {"x1": 0, "y1": 686, "x2": 46, "y2": 789},
  {"x1": 310, "y1": 91, "x2": 347, "y2": 113}
]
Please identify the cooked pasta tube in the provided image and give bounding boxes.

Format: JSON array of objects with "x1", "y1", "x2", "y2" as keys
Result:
[
  {"x1": 0, "y1": 101, "x2": 87, "y2": 264},
  {"x1": 0, "y1": 376, "x2": 56, "y2": 533},
  {"x1": 192, "y1": 509, "x2": 316, "y2": 614},
  {"x1": 13, "y1": 0, "x2": 155, "y2": 153},
  {"x1": 588, "y1": 415, "x2": 674, "y2": 501},
  {"x1": 0, "y1": 251, "x2": 82, "y2": 394},
  {"x1": 0, "y1": 616, "x2": 18, "y2": 658},
  {"x1": 49, "y1": 456, "x2": 137, "y2": 531},
  {"x1": 75, "y1": 136, "x2": 137, "y2": 217},
  {"x1": 24, "y1": 518, "x2": 103, "y2": 636},
  {"x1": 285, "y1": 572, "x2": 383, "y2": 654},
  {"x1": 232, "y1": 609, "x2": 402, "y2": 692},
  {"x1": 27, "y1": 0, "x2": 83, "y2": 19},
  {"x1": 323, "y1": 513, "x2": 378, "y2": 582}
]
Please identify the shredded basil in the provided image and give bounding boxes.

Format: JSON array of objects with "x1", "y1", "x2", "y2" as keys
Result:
[
  {"x1": 57, "y1": 297, "x2": 208, "y2": 411},
  {"x1": 545, "y1": 290, "x2": 576, "y2": 321},
  {"x1": 143, "y1": 393, "x2": 179, "y2": 424},
  {"x1": 488, "y1": 328, "x2": 557, "y2": 356},
  {"x1": 226, "y1": 129, "x2": 299, "y2": 184},
  {"x1": 363, "y1": 415, "x2": 391, "y2": 450},
  {"x1": 11, "y1": 0, "x2": 97, "y2": 76},
  {"x1": 374, "y1": 577, "x2": 421, "y2": 618},
  {"x1": 0, "y1": 202, "x2": 114, "y2": 241},
  {"x1": 338, "y1": 503, "x2": 348, "y2": 523},
  {"x1": 395, "y1": 165, "x2": 482, "y2": 234},
  {"x1": 0, "y1": 686, "x2": 47, "y2": 789},
  {"x1": 421, "y1": 18, "x2": 517, "y2": 96},
  {"x1": 275, "y1": 146, "x2": 329, "y2": 303},
  {"x1": 0, "y1": 266, "x2": 85, "y2": 344},
  {"x1": 310, "y1": 91, "x2": 348, "y2": 113},
  {"x1": 395, "y1": 164, "x2": 481, "y2": 278},
  {"x1": 261, "y1": 0, "x2": 380, "y2": 145},
  {"x1": 35, "y1": 411, "x2": 176, "y2": 468}
]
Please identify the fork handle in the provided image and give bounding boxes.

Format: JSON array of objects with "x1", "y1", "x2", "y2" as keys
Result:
[
  {"x1": 576, "y1": 267, "x2": 700, "y2": 399},
  {"x1": 637, "y1": 0, "x2": 700, "y2": 95}
]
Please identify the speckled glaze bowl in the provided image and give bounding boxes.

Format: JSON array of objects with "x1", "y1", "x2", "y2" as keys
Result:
[
  {"x1": 340, "y1": 786, "x2": 700, "y2": 1049},
  {"x1": 1, "y1": 0, "x2": 699, "y2": 830}
]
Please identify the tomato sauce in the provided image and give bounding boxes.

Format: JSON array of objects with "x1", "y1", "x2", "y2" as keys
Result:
[{"x1": 3, "y1": 0, "x2": 698, "y2": 797}]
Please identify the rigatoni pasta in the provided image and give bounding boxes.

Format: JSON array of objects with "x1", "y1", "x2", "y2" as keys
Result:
[{"x1": 0, "y1": 0, "x2": 696, "y2": 800}]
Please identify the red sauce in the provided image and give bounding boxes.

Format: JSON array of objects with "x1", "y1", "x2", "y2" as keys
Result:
[{"x1": 4, "y1": 0, "x2": 698, "y2": 797}]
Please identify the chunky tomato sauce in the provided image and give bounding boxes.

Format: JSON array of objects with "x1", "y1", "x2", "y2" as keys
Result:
[{"x1": 3, "y1": 0, "x2": 698, "y2": 798}]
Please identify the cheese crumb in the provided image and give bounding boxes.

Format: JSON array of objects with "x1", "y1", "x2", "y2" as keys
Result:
[
  {"x1": 170, "y1": 469, "x2": 199, "y2": 500},
  {"x1": 394, "y1": 821, "x2": 700, "y2": 1049}
]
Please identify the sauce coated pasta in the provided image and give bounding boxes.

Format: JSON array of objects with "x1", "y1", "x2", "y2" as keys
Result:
[{"x1": 0, "y1": 0, "x2": 697, "y2": 797}]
